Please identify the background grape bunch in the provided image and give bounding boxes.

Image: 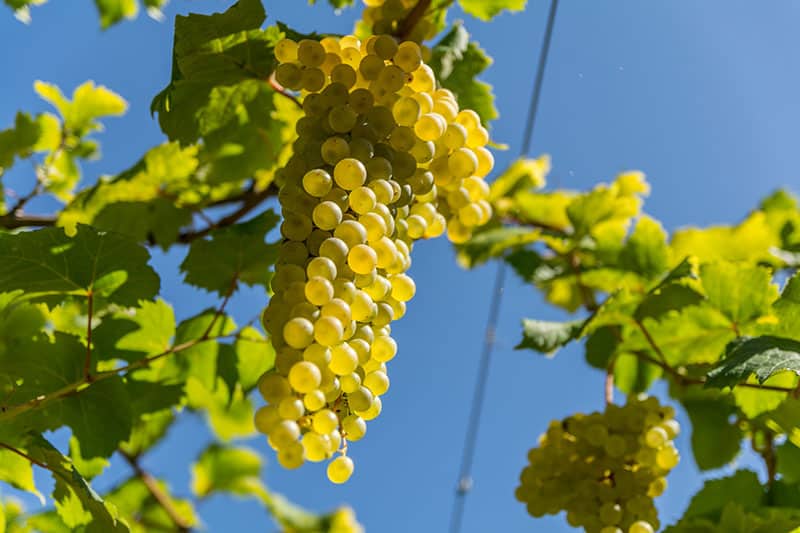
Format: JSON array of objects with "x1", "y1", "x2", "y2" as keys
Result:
[{"x1": 515, "y1": 396, "x2": 681, "y2": 533}]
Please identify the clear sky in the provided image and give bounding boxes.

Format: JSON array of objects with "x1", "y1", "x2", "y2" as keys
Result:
[{"x1": 2, "y1": 1, "x2": 799, "y2": 532}]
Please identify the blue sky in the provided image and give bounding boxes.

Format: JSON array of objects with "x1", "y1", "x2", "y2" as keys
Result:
[{"x1": 2, "y1": 1, "x2": 799, "y2": 532}]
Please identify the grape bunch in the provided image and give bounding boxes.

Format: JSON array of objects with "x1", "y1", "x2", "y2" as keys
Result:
[
  {"x1": 361, "y1": 0, "x2": 437, "y2": 42},
  {"x1": 257, "y1": 32, "x2": 495, "y2": 483},
  {"x1": 515, "y1": 396, "x2": 681, "y2": 533}
]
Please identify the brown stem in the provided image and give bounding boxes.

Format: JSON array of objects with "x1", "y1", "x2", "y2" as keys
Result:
[
  {"x1": 120, "y1": 450, "x2": 192, "y2": 532},
  {"x1": 177, "y1": 185, "x2": 276, "y2": 243},
  {"x1": 268, "y1": 74, "x2": 303, "y2": 109},
  {"x1": 500, "y1": 214, "x2": 569, "y2": 236},
  {"x1": 396, "y1": 0, "x2": 433, "y2": 40},
  {"x1": 200, "y1": 278, "x2": 238, "y2": 341},
  {"x1": 0, "y1": 441, "x2": 52, "y2": 472},
  {"x1": 0, "y1": 213, "x2": 57, "y2": 229},
  {"x1": 635, "y1": 319, "x2": 667, "y2": 364},
  {"x1": 84, "y1": 291, "x2": 94, "y2": 381},
  {"x1": 605, "y1": 360, "x2": 615, "y2": 405}
]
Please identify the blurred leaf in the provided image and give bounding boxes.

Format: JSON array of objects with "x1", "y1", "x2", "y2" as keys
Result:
[
  {"x1": 92, "y1": 299, "x2": 176, "y2": 363},
  {"x1": 457, "y1": 226, "x2": 540, "y2": 268},
  {"x1": 671, "y1": 212, "x2": 780, "y2": 265},
  {"x1": 516, "y1": 318, "x2": 584, "y2": 355},
  {"x1": 488, "y1": 157, "x2": 548, "y2": 201},
  {"x1": 777, "y1": 440, "x2": 800, "y2": 484},
  {"x1": 619, "y1": 215, "x2": 670, "y2": 279},
  {"x1": 681, "y1": 393, "x2": 742, "y2": 470},
  {"x1": 458, "y1": 0, "x2": 526, "y2": 20},
  {"x1": 191, "y1": 444, "x2": 264, "y2": 498},
  {"x1": 683, "y1": 470, "x2": 764, "y2": 521},
  {"x1": 613, "y1": 352, "x2": 661, "y2": 394},
  {"x1": 94, "y1": 0, "x2": 138, "y2": 28},
  {"x1": 700, "y1": 262, "x2": 777, "y2": 325},
  {"x1": 34, "y1": 81, "x2": 127, "y2": 136},
  {"x1": 0, "y1": 447, "x2": 42, "y2": 503}
]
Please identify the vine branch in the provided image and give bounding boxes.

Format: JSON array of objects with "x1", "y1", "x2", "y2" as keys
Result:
[
  {"x1": 120, "y1": 450, "x2": 192, "y2": 532},
  {"x1": 396, "y1": 0, "x2": 433, "y2": 40},
  {"x1": 0, "y1": 441, "x2": 52, "y2": 472}
]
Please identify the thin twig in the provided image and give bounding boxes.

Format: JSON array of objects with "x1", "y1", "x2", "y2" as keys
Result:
[
  {"x1": 635, "y1": 319, "x2": 668, "y2": 364},
  {"x1": 0, "y1": 213, "x2": 57, "y2": 229},
  {"x1": 604, "y1": 361, "x2": 615, "y2": 405},
  {"x1": 0, "y1": 441, "x2": 52, "y2": 472},
  {"x1": 268, "y1": 74, "x2": 303, "y2": 109},
  {"x1": 177, "y1": 185, "x2": 276, "y2": 243},
  {"x1": 200, "y1": 278, "x2": 238, "y2": 340},
  {"x1": 120, "y1": 450, "x2": 192, "y2": 532}
]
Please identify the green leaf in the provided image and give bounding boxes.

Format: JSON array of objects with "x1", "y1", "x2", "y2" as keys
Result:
[
  {"x1": 429, "y1": 23, "x2": 497, "y2": 125},
  {"x1": 619, "y1": 215, "x2": 670, "y2": 278},
  {"x1": 516, "y1": 318, "x2": 584, "y2": 355},
  {"x1": 0, "y1": 112, "x2": 44, "y2": 173},
  {"x1": 119, "y1": 409, "x2": 175, "y2": 458},
  {"x1": 777, "y1": 440, "x2": 800, "y2": 484},
  {"x1": 22, "y1": 434, "x2": 128, "y2": 532},
  {"x1": 0, "y1": 225, "x2": 159, "y2": 306},
  {"x1": 105, "y1": 476, "x2": 198, "y2": 531},
  {"x1": 683, "y1": 470, "x2": 764, "y2": 521},
  {"x1": 69, "y1": 437, "x2": 109, "y2": 480},
  {"x1": 0, "y1": 447, "x2": 42, "y2": 503},
  {"x1": 613, "y1": 352, "x2": 661, "y2": 394},
  {"x1": 700, "y1": 262, "x2": 777, "y2": 325},
  {"x1": 191, "y1": 444, "x2": 264, "y2": 499},
  {"x1": 92, "y1": 299, "x2": 176, "y2": 363},
  {"x1": 181, "y1": 211, "x2": 279, "y2": 295},
  {"x1": 457, "y1": 226, "x2": 540, "y2": 268},
  {"x1": 706, "y1": 336, "x2": 800, "y2": 388},
  {"x1": 232, "y1": 326, "x2": 275, "y2": 391},
  {"x1": 681, "y1": 393, "x2": 743, "y2": 470},
  {"x1": 774, "y1": 272, "x2": 800, "y2": 336},
  {"x1": 488, "y1": 157, "x2": 548, "y2": 201},
  {"x1": 584, "y1": 326, "x2": 618, "y2": 369},
  {"x1": 94, "y1": 0, "x2": 138, "y2": 28},
  {"x1": 61, "y1": 377, "x2": 133, "y2": 459},
  {"x1": 186, "y1": 376, "x2": 256, "y2": 441},
  {"x1": 34, "y1": 81, "x2": 127, "y2": 136},
  {"x1": 93, "y1": 199, "x2": 193, "y2": 248},
  {"x1": 153, "y1": 0, "x2": 274, "y2": 143},
  {"x1": 458, "y1": 0, "x2": 526, "y2": 20}
]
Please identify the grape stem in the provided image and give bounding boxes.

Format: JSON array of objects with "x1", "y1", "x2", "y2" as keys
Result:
[
  {"x1": 268, "y1": 73, "x2": 303, "y2": 109},
  {"x1": 396, "y1": 0, "x2": 433, "y2": 41},
  {"x1": 120, "y1": 449, "x2": 193, "y2": 532},
  {"x1": 604, "y1": 362, "x2": 615, "y2": 405}
]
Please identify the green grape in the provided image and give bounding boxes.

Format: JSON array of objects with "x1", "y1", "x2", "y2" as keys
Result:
[
  {"x1": 321, "y1": 137, "x2": 351, "y2": 165},
  {"x1": 274, "y1": 38, "x2": 298, "y2": 63},
  {"x1": 314, "y1": 316, "x2": 344, "y2": 346},
  {"x1": 330, "y1": 343, "x2": 359, "y2": 375},
  {"x1": 321, "y1": 298, "x2": 352, "y2": 324},
  {"x1": 327, "y1": 455, "x2": 354, "y2": 484},
  {"x1": 301, "y1": 67, "x2": 326, "y2": 92},
  {"x1": 298, "y1": 39, "x2": 326, "y2": 67},
  {"x1": 348, "y1": 244, "x2": 378, "y2": 275},
  {"x1": 278, "y1": 442, "x2": 305, "y2": 469},
  {"x1": 349, "y1": 186, "x2": 377, "y2": 214},
  {"x1": 348, "y1": 386, "x2": 374, "y2": 412},
  {"x1": 355, "y1": 395, "x2": 382, "y2": 420},
  {"x1": 283, "y1": 317, "x2": 315, "y2": 349},
  {"x1": 275, "y1": 62, "x2": 302, "y2": 90},
  {"x1": 312, "y1": 201, "x2": 344, "y2": 231},
  {"x1": 342, "y1": 415, "x2": 367, "y2": 441},
  {"x1": 303, "y1": 390, "x2": 327, "y2": 411},
  {"x1": 269, "y1": 420, "x2": 301, "y2": 449},
  {"x1": 334, "y1": 158, "x2": 368, "y2": 190},
  {"x1": 599, "y1": 503, "x2": 622, "y2": 525},
  {"x1": 448, "y1": 147, "x2": 479, "y2": 179},
  {"x1": 656, "y1": 445, "x2": 679, "y2": 469},
  {"x1": 340, "y1": 372, "x2": 362, "y2": 393},
  {"x1": 331, "y1": 63, "x2": 357, "y2": 88},
  {"x1": 319, "y1": 237, "x2": 349, "y2": 266},
  {"x1": 644, "y1": 426, "x2": 668, "y2": 448},
  {"x1": 307, "y1": 256, "x2": 338, "y2": 280},
  {"x1": 313, "y1": 409, "x2": 339, "y2": 434},
  {"x1": 254, "y1": 405, "x2": 281, "y2": 434},
  {"x1": 371, "y1": 335, "x2": 397, "y2": 362},
  {"x1": 373, "y1": 34, "x2": 398, "y2": 60},
  {"x1": 329, "y1": 104, "x2": 358, "y2": 133},
  {"x1": 278, "y1": 397, "x2": 305, "y2": 420},
  {"x1": 628, "y1": 522, "x2": 654, "y2": 533},
  {"x1": 363, "y1": 370, "x2": 390, "y2": 395},
  {"x1": 288, "y1": 361, "x2": 323, "y2": 393},
  {"x1": 393, "y1": 41, "x2": 422, "y2": 73},
  {"x1": 303, "y1": 432, "x2": 331, "y2": 462}
]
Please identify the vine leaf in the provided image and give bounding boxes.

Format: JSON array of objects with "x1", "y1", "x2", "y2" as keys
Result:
[
  {"x1": 92, "y1": 299, "x2": 176, "y2": 364},
  {"x1": 0, "y1": 225, "x2": 159, "y2": 306},
  {"x1": 191, "y1": 444, "x2": 264, "y2": 499},
  {"x1": 682, "y1": 470, "x2": 764, "y2": 521},
  {"x1": 181, "y1": 211, "x2": 279, "y2": 295},
  {"x1": 0, "y1": 447, "x2": 42, "y2": 503},
  {"x1": 22, "y1": 433, "x2": 129, "y2": 532},
  {"x1": 457, "y1": 225, "x2": 540, "y2": 268},
  {"x1": 429, "y1": 23, "x2": 497, "y2": 125},
  {"x1": 700, "y1": 262, "x2": 777, "y2": 325},
  {"x1": 681, "y1": 393, "x2": 742, "y2": 470},
  {"x1": 776, "y1": 440, "x2": 800, "y2": 484},
  {"x1": 104, "y1": 476, "x2": 198, "y2": 530},
  {"x1": 516, "y1": 318, "x2": 584, "y2": 355},
  {"x1": 706, "y1": 336, "x2": 800, "y2": 388},
  {"x1": 458, "y1": 0, "x2": 526, "y2": 20}
]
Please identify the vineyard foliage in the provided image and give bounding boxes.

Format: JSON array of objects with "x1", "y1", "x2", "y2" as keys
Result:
[{"x1": 1, "y1": 0, "x2": 800, "y2": 532}]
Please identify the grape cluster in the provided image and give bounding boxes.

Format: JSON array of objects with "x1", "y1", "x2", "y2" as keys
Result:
[
  {"x1": 361, "y1": 0, "x2": 437, "y2": 42},
  {"x1": 515, "y1": 396, "x2": 680, "y2": 533},
  {"x1": 258, "y1": 32, "x2": 494, "y2": 483}
]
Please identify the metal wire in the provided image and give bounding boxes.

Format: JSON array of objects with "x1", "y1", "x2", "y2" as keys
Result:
[{"x1": 448, "y1": 2, "x2": 560, "y2": 532}]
